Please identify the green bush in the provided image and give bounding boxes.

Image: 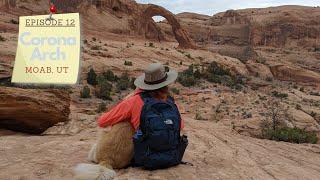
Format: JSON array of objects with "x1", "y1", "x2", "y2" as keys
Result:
[
  {"x1": 310, "y1": 91, "x2": 320, "y2": 96},
  {"x1": 124, "y1": 60, "x2": 133, "y2": 66},
  {"x1": 0, "y1": 35, "x2": 5, "y2": 41},
  {"x1": 185, "y1": 53, "x2": 192, "y2": 59},
  {"x1": 116, "y1": 73, "x2": 131, "y2": 91},
  {"x1": 164, "y1": 66, "x2": 170, "y2": 72},
  {"x1": 266, "y1": 77, "x2": 273, "y2": 82},
  {"x1": 178, "y1": 74, "x2": 196, "y2": 87},
  {"x1": 177, "y1": 62, "x2": 245, "y2": 90},
  {"x1": 262, "y1": 127, "x2": 318, "y2": 144},
  {"x1": 102, "y1": 70, "x2": 117, "y2": 82},
  {"x1": 80, "y1": 86, "x2": 91, "y2": 98},
  {"x1": 91, "y1": 45, "x2": 101, "y2": 50},
  {"x1": 97, "y1": 102, "x2": 107, "y2": 113},
  {"x1": 130, "y1": 77, "x2": 136, "y2": 90},
  {"x1": 10, "y1": 19, "x2": 19, "y2": 24},
  {"x1": 310, "y1": 111, "x2": 317, "y2": 118},
  {"x1": 206, "y1": 61, "x2": 231, "y2": 76},
  {"x1": 272, "y1": 91, "x2": 288, "y2": 99},
  {"x1": 204, "y1": 62, "x2": 244, "y2": 90},
  {"x1": 171, "y1": 87, "x2": 180, "y2": 95},
  {"x1": 96, "y1": 81, "x2": 113, "y2": 100},
  {"x1": 177, "y1": 65, "x2": 198, "y2": 87},
  {"x1": 87, "y1": 68, "x2": 98, "y2": 85}
]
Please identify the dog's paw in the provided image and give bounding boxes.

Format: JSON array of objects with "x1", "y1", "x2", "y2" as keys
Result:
[{"x1": 98, "y1": 168, "x2": 116, "y2": 180}]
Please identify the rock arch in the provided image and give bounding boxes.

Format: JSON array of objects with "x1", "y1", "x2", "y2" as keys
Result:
[{"x1": 140, "y1": 4, "x2": 196, "y2": 49}]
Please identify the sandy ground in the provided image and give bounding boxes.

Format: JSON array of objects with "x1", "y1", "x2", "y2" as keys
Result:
[{"x1": 1, "y1": 116, "x2": 320, "y2": 180}]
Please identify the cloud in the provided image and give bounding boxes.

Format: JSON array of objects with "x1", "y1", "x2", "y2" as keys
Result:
[{"x1": 136, "y1": 0, "x2": 319, "y2": 15}]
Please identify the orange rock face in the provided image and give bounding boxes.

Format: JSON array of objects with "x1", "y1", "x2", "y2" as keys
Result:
[
  {"x1": 270, "y1": 65, "x2": 320, "y2": 84},
  {"x1": 0, "y1": 87, "x2": 70, "y2": 134}
]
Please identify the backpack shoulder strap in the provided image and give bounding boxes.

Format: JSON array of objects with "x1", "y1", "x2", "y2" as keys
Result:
[{"x1": 140, "y1": 92, "x2": 151, "y2": 103}]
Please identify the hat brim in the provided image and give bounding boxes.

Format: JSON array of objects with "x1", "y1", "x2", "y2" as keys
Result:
[{"x1": 134, "y1": 70, "x2": 178, "y2": 90}]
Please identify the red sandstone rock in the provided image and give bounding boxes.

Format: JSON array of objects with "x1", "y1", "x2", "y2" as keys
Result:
[{"x1": 0, "y1": 87, "x2": 70, "y2": 134}]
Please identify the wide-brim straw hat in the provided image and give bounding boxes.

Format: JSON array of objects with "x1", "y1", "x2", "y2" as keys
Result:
[{"x1": 134, "y1": 63, "x2": 178, "y2": 90}]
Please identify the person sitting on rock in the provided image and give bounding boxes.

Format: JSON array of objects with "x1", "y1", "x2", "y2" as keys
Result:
[{"x1": 74, "y1": 63, "x2": 188, "y2": 180}]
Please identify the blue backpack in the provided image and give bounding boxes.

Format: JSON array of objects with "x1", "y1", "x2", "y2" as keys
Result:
[{"x1": 132, "y1": 93, "x2": 188, "y2": 170}]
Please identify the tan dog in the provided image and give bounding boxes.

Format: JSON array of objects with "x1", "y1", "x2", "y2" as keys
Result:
[{"x1": 74, "y1": 121, "x2": 135, "y2": 180}]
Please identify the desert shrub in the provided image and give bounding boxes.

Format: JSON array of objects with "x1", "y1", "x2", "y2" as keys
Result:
[
  {"x1": 295, "y1": 104, "x2": 302, "y2": 110},
  {"x1": 149, "y1": 42, "x2": 154, "y2": 47},
  {"x1": 266, "y1": 77, "x2": 273, "y2": 82},
  {"x1": 299, "y1": 87, "x2": 304, "y2": 92},
  {"x1": 242, "y1": 111, "x2": 252, "y2": 119},
  {"x1": 178, "y1": 74, "x2": 197, "y2": 87},
  {"x1": 96, "y1": 80, "x2": 113, "y2": 100},
  {"x1": 177, "y1": 65, "x2": 199, "y2": 87},
  {"x1": 197, "y1": 56, "x2": 204, "y2": 61},
  {"x1": 92, "y1": 37, "x2": 96, "y2": 41},
  {"x1": 116, "y1": 73, "x2": 131, "y2": 91},
  {"x1": 177, "y1": 62, "x2": 245, "y2": 90},
  {"x1": 262, "y1": 127, "x2": 318, "y2": 144},
  {"x1": 130, "y1": 77, "x2": 136, "y2": 90},
  {"x1": 87, "y1": 68, "x2": 98, "y2": 85},
  {"x1": 171, "y1": 87, "x2": 180, "y2": 95},
  {"x1": 0, "y1": 35, "x2": 5, "y2": 41},
  {"x1": 177, "y1": 49, "x2": 185, "y2": 54},
  {"x1": 272, "y1": 91, "x2": 288, "y2": 99},
  {"x1": 260, "y1": 99, "x2": 317, "y2": 144},
  {"x1": 10, "y1": 19, "x2": 19, "y2": 24},
  {"x1": 91, "y1": 45, "x2": 101, "y2": 50},
  {"x1": 310, "y1": 111, "x2": 317, "y2": 118},
  {"x1": 256, "y1": 56, "x2": 267, "y2": 64},
  {"x1": 80, "y1": 86, "x2": 91, "y2": 98},
  {"x1": 310, "y1": 91, "x2": 320, "y2": 96},
  {"x1": 164, "y1": 66, "x2": 170, "y2": 72},
  {"x1": 185, "y1": 53, "x2": 192, "y2": 59},
  {"x1": 195, "y1": 112, "x2": 205, "y2": 120},
  {"x1": 102, "y1": 70, "x2": 117, "y2": 82},
  {"x1": 124, "y1": 60, "x2": 133, "y2": 66},
  {"x1": 204, "y1": 62, "x2": 245, "y2": 90},
  {"x1": 97, "y1": 102, "x2": 107, "y2": 113}
]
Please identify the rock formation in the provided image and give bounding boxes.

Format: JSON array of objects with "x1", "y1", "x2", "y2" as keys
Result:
[
  {"x1": 0, "y1": 87, "x2": 70, "y2": 134},
  {"x1": 270, "y1": 65, "x2": 320, "y2": 84},
  {"x1": 139, "y1": 4, "x2": 196, "y2": 49},
  {"x1": 1, "y1": 0, "x2": 196, "y2": 49}
]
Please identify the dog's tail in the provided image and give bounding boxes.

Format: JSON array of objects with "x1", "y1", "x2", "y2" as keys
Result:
[
  {"x1": 74, "y1": 144, "x2": 116, "y2": 180},
  {"x1": 73, "y1": 163, "x2": 116, "y2": 180}
]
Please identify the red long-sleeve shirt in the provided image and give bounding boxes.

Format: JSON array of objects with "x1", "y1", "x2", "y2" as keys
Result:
[{"x1": 98, "y1": 89, "x2": 184, "y2": 131}]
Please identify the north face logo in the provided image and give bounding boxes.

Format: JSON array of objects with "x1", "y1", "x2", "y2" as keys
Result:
[{"x1": 164, "y1": 119, "x2": 173, "y2": 125}]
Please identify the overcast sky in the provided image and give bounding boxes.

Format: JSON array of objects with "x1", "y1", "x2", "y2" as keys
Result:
[{"x1": 136, "y1": 0, "x2": 319, "y2": 17}]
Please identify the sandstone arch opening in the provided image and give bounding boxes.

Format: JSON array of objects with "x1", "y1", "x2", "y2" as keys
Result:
[{"x1": 140, "y1": 4, "x2": 196, "y2": 49}]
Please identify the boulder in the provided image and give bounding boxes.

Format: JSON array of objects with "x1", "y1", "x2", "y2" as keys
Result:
[
  {"x1": 286, "y1": 108, "x2": 320, "y2": 132},
  {"x1": 270, "y1": 65, "x2": 320, "y2": 84},
  {"x1": 246, "y1": 62, "x2": 273, "y2": 79},
  {"x1": 0, "y1": 87, "x2": 70, "y2": 134}
]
